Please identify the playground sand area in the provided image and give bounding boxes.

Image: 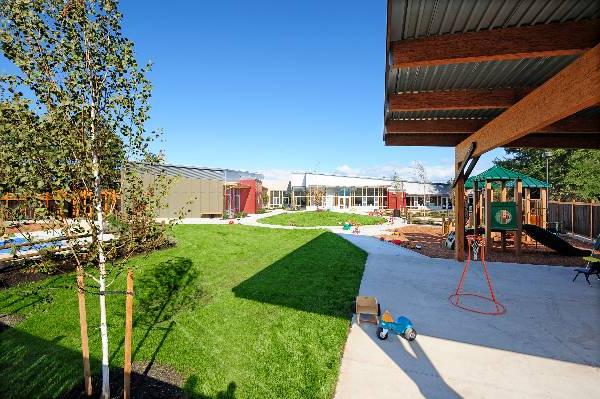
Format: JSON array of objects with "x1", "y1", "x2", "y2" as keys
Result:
[{"x1": 380, "y1": 225, "x2": 592, "y2": 267}]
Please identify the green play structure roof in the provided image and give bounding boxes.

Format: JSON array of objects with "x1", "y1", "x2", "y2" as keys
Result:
[{"x1": 465, "y1": 165, "x2": 550, "y2": 189}]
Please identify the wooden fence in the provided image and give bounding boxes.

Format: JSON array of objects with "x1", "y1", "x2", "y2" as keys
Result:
[
  {"x1": 1, "y1": 190, "x2": 119, "y2": 220},
  {"x1": 548, "y1": 201, "x2": 599, "y2": 239}
]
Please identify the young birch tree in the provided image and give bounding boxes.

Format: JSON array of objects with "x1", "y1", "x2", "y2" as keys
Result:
[
  {"x1": 413, "y1": 162, "x2": 428, "y2": 209},
  {"x1": 1, "y1": 1, "x2": 163, "y2": 397}
]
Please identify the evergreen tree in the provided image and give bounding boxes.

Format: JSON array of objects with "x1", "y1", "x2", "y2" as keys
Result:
[{"x1": 495, "y1": 149, "x2": 600, "y2": 201}]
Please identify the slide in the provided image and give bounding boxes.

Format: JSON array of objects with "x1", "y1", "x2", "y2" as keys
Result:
[{"x1": 523, "y1": 224, "x2": 590, "y2": 257}]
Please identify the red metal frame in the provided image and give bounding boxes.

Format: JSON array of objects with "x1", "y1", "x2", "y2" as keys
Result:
[{"x1": 449, "y1": 235, "x2": 506, "y2": 315}]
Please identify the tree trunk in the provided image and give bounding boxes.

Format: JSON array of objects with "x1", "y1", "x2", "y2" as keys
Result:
[{"x1": 91, "y1": 119, "x2": 110, "y2": 399}]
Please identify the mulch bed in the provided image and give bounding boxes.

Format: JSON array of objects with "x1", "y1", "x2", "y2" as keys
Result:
[
  {"x1": 0, "y1": 313, "x2": 25, "y2": 333},
  {"x1": 3, "y1": 223, "x2": 52, "y2": 235},
  {"x1": 380, "y1": 225, "x2": 592, "y2": 267},
  {"x1": 61, "y1": 361, "x2": 186, "y2": 399}
]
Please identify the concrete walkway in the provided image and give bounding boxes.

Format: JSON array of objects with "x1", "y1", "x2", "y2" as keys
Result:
[{"x1": 334, "y1": 234, "x2": 600, "y2": 399}]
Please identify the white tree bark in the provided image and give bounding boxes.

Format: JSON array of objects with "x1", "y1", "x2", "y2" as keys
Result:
[{"x1": 91, "y1": 111, "x2": 110, "y2": 399}]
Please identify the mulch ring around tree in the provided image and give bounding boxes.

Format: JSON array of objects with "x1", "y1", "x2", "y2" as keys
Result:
[
  {"x1": 0, "y1": 313, "x2": 25, "y2": 333},
  {"x1": 61, "y1": 361, "x2": 185, "y2": 399}
]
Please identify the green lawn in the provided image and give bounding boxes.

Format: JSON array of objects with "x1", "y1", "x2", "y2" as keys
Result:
[
  {"x1": 259, "y1": 211, "x2": 386, "y2": 227},
  {"x1": 0, "y1": 225, "x2": 366, "y2": 399}
]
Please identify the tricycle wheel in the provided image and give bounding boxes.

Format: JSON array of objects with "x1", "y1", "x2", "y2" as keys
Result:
[
  {"x1": 376, "y1": 327, "x2": 388, "y2": 340},
  {"x1": 404, "y1": 328, "x2": 417, "y2": 341}
]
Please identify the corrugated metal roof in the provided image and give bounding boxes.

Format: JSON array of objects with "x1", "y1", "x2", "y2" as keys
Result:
[
  {"x1": 389, "y1": 108, "x2": 504, "y2": 120},
  {"x1": 387, "y1": 55, "x2": 577, "y2": 94},
  {"x1": 390, "y1": 0, "x2": 600, "y2": 41},
  {"x1": 136, "y1": 164, "x2": 263, "y2": 182},
  {"x1": 386, "y1": 0, "x2": 600, "y2": 122}
]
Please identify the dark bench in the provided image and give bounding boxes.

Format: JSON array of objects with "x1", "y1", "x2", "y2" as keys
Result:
[{"x1": 573, "y1": 234, "x2": 600, "y2": 287}]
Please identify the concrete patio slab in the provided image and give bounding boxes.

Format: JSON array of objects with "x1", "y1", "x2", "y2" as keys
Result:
[{"x1": 334, "y1": 234, "x2": 600, "y2": 399}]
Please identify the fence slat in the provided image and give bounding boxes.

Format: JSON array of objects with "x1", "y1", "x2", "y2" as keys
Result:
[{"x1": 549, "y1": 201, "x2": 599, "y2": 238}]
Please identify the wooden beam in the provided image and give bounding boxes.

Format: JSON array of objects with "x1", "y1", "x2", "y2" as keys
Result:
[
  {"x1": 452, "y1": 143, "x2": 476, "y2": 188},
  {"x1": 388, "y1": 88, "x2": 532, "y2": 111},
  {"x1": 391, "y1": 19, "x2": 600, "y2": 68},
  {"x1": 385, "y1": 116, "x2": 600, "y2": 135},
  {"x1": 454, "y1": 162, "x2": 465, "y2": 261},
  {"x1": 456, "y1": 44, "x2": 600, "y2": 161},
  {"x1": 385, "y1": 132, "x2": 600, "y2": 148},
  {"x1": 384, "y1": 116, "x2": 600, "y2": 147},
  {"x1": 507, "y1": 133, "x2": 600, "y2": 149},
  {"x1": 385, "y1": 133, "x2": 467, "y2": 147}
]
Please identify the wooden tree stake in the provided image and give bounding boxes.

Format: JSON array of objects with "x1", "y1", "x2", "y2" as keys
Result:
[
  {"x1": 124, "y1": 270, "x2": 134, "y2": 399},
  {"x1": 77, "y1": 273, "x2": 92, "y2": 396}
]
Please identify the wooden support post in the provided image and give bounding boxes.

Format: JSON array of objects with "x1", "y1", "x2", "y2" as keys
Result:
[
  {"x1": 500, "y1": 182, "x2": 507, "y2": 202},
  {"x1": 479, "y1": 191, "x2": 484, "y2": 229},
  {"x1": 541, "y1": 188, "x2": 548, "y2": 229},
  {"x1": 77, "y1": 273, "x2": 92, "y2": 397},
  {"x1": 524, "y1": 188, "x2": 532, "y2": 242},
  {"x1": 524, "y1": 188, "x2": 531, "y2": 225},
  {"x1": 485, "y1": 181, "x2": 493, "y2": 250},
  {"x1": 455, "y1": 170, "x2": 465, "y2": 261},
  {"x1": 515, "y1": 180, "x2": 523, "y2": 257},
  {"x1": 473, "y1": 181, "x2": 479, "y2": 233},
  {"x1": 124, "y1": 270, "x2": 134, "y2": 399}
]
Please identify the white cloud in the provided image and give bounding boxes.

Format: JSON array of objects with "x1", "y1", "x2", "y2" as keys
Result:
[
  {"x1": 259, "y1": 168, "x2": 294, "y2": 190},
  {"x1": 334, "y1": 161, "x2": 454, "y2": 183}
]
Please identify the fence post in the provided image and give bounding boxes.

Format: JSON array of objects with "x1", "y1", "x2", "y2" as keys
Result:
[
  {"x1": 590, "y1": 203, "x2": 594, "y2": 239},
  {"x1": 571, "y1": 201, "x2": 575, "y2": 235}
]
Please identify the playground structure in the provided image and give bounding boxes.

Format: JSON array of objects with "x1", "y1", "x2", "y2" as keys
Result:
[
  {"x1": 462, "y1": 165, "x2": 592, "y2": 257},
  {"x1": 466, "y1": 165, "x2": 540, "y2": 256}
]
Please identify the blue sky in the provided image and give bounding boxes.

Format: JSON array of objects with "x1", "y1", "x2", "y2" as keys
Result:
[{"x1": 1, "y1": 0, "x2": 504, "y2": 184}]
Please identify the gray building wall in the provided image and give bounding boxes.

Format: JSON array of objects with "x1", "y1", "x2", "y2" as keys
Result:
[
  {"x1": 140, "y1": 171, "x2": 223, "y2": 218},
  {"x1": 133, "y1": 164, "x2": 263, "y2": 218}
]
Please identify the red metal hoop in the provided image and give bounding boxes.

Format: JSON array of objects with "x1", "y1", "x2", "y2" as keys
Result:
[{"x1": 449, "y1": 235, "x2": 506, "y2": 316}]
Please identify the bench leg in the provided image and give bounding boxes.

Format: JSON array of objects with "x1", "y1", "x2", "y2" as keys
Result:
[
  {"x1": 585, "y1": 274, "x2": 592, "y2": 287},
  {"x1": 573, "y1": 272, "x2": 580, "y2": 282}
]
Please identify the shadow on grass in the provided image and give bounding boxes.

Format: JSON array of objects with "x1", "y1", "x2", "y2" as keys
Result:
[
  {"x1": 185, "y1": 376, "x2": 237, "y2": 399},
  {"x1": 232, "y1": 231, "x2": 366, "y2": 318},
  {"x1": 111, "y1": 257, "x2": 201, "y2": 376},
  {"x1": 0, "y1": 322, "x2": 235, "y2": 399}
]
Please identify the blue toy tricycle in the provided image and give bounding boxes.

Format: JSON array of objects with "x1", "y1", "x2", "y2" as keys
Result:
[{"x1": 377, "y1": 310, "x2": 417, "y2": 341}]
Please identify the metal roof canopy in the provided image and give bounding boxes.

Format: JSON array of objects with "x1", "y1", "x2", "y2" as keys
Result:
[
  {"x1": 384, "y1": 0, "x2": 600, "y2": 149},
  {"x1": 384, "y1": 0, "x2": 600, "y2": 261},
  {"x1": 464, "y1": 165, "x2": 549, "y2": 189}
]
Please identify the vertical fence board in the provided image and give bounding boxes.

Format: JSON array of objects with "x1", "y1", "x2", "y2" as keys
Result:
[
  {"x1": 593, "y1": 205, "x2": 600, "y2": 239},
  {"x1": 549, "y1": 201, "x2": 599, "y2": 238}
]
